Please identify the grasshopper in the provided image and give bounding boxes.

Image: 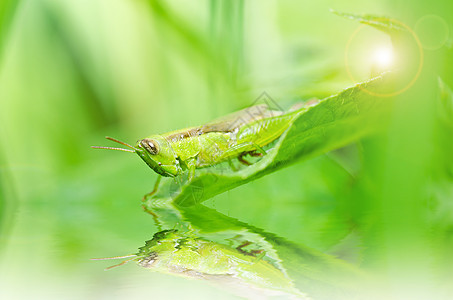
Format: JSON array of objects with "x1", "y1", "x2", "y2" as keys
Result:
[{"x1": 93, "y1": 103, "x2": 307, "y2": 195}]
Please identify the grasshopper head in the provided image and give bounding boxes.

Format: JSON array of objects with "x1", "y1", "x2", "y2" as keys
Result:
[{"x1": 135, "y1": 135, "x2": 182, "y2": 177}]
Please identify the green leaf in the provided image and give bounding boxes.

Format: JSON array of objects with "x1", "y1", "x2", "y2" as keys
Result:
[
  {"x1": 143, "y1": 75, "x2": 395, "y2": 207},
  {"x1": 331, "y1": 10, "x2": 407, "y2": 34},
  {"x1": 332, "y1": 10, "x2": 422, "y2": 79}
]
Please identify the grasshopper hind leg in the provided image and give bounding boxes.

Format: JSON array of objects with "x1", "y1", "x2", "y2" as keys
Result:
[
  {"x1": 249, "y1": 150, "x2": 263, "y2": 157},
  {"x1": 220, "y1": 142, "x2": 268, "y2": 169},
  {"x1": 238, "y1": 149, "x2": 264, "y2": 166},
  {"x1": 238, "y1": 153, "x2": 251, "y2": 166}
]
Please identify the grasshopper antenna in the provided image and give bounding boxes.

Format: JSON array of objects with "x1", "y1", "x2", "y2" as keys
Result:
[
  {"x1": 91, "y1": 146, "x2": 135, "y2": 153},
  {"x1": 105, "y1": 136, "x2": 137, "y2": 150},
  {"x1": 91, "y1": 254, "x2": 137, "y2": 270},
  {"x1": 91, "y1": 136, "x2": 138, "y2": 153}
]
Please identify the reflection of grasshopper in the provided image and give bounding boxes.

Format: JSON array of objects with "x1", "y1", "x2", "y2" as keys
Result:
[
  {"x1": 93, "y1": 202, "x2": 366, "y2": 299},
  {"x1": 95, "y1": 229, "x2": 309, "y2": 299},
  {"x1": 93, "y1": 228, "x2": 307, "y2": 299},
  {"x1": 93, "y1": 201, "x2": 366, "y2": 299},
  {"x1": 93, "y1": 103, "x2": 309, "y2": 194},
  {"x1": 135, "y1": 229, "x2": 308, "y2": 299}
]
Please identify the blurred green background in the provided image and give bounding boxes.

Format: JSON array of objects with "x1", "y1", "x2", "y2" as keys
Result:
[{"x1": 0, "y1": 0, "x2": 452, "y2": 299}]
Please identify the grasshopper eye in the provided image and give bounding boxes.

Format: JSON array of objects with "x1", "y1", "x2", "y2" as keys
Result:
[{"x1": 141, "y1": 139, "x2": 159, "y2": 155}]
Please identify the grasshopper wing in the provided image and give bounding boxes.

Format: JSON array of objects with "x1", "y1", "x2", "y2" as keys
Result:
[
  {"x1": 164, "y1": 105, "x2": 285, "y2": 142},
  {"x1": 201, "y1": 104, "x2": 284, "y2": 133}
]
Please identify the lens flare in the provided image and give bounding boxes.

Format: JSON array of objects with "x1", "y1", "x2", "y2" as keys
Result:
[{"x1": 373, "y1": 47, "x2": 393, "y2": 67}]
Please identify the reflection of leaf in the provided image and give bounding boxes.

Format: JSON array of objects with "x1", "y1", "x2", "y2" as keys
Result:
[
  {"x1": 143, "y1": 75, "x2": 394, "y2": 206},
  {"x1": 145, "y1": 202, "x2": 367, "y2": 299}
]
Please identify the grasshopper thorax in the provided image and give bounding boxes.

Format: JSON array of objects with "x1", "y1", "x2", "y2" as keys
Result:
[{"x1": 135, "y1": 135, "x2": 181, "y2": 177}]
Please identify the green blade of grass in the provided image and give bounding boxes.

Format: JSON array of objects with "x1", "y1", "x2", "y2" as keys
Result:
[
  {"x1": 331, "y1": 10, "x2": 407, "y2": 34},
  {"x1": 0, "y1": 0, "x2": 20, "y2": 62}
]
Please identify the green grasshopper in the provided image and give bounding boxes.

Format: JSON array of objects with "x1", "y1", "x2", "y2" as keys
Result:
[{"x1": 93, "y1": 103, "x2": 307, "y2": 194}]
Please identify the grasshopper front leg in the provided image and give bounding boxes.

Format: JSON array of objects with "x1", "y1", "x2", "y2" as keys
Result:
[
  {"x1": 185, "y1": 157, "x2": 197, "y2": 181},
  {"x1": 141, "y1": 176, "x2": 163, "y2": 218},
  {"x1": 142, "y1": 176, "x2": 162, "y2": 201}
]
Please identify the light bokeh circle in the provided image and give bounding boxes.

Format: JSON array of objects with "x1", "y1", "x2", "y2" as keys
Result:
[
  {"x1": 414, "y1": 14, "x2": 450, "y2": 50},
  {"x1": 344, "y1": 18, "x2": 424, "y2": 97}
]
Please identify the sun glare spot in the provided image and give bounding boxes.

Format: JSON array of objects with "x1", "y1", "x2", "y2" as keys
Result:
[{"x1": 373, "y1": 47, "x2": 394, "y2": 67}]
